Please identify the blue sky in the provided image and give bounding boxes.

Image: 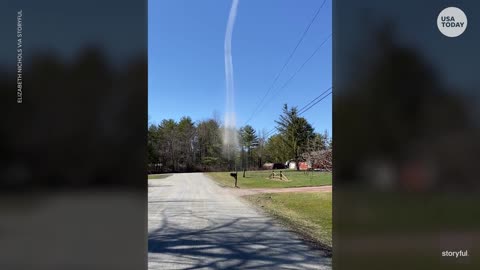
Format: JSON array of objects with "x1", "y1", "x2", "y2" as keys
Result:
[{"x1": 148, "y1": 0, "x2": 332, "y2": 137}]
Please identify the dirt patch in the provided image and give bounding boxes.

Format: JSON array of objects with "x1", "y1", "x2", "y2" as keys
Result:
[{"x1": 229, "y1": 185, "x2": 332, "y2": 196}]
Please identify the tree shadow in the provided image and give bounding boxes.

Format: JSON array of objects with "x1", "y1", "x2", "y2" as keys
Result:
[{"x1": 148, "y1": 207, "x2": 330, "y2": 269}]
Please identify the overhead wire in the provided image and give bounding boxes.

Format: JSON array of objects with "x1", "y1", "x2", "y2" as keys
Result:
[{"x1": 244, "y1": 0, "x2": 328, "y2": 125}]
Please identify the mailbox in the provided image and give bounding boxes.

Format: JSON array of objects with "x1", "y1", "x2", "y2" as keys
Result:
[{"x1": 230, "y1": 172, "x2": 238, "y2": 188}]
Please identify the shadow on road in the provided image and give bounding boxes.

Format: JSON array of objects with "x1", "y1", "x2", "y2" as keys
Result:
[{"x1": 148, "y1": 208, "x2": 330, "y2": 269}]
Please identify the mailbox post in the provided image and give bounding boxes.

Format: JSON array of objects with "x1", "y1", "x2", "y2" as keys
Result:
[{"x1": 230, "y1": 172, "x2": 238, "y2": 188}]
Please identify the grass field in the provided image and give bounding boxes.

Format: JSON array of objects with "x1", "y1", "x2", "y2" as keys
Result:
[
  {"x1": 206, "y1": 170, "x2": 332, "y2": 188},
  {"x1": 148, "y1": 174, "x2": 172, "y2": 179},
  {"x1": 245, "y1": 192, "x2": 332, "y2": 249}
]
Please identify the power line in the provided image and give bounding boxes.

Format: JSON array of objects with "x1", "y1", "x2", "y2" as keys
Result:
[
  {"x1": 264, "y1": 127, "x2": 277, "y2": 137},
  {"x1": 297, "y1": 87, "x2": 332, "y2": 113},
  {"x1": 261, "y1": 87, "x2": 331, "y2": 140},
  {"x1": 299, "y1": 91, "x2": 332, "y2": 116},
  {"x1": 253, "y1": 33, "x2": 332, "y2": 117},
  {"x1": 261, "y1": 89, "x2": 331, "y2": 140},
  {"x1": 244, "y1": 0, "x2": 328, "y2": 125}
]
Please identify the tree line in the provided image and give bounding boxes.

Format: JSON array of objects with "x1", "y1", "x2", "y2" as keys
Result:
[{"x1": 148, "y1": 104, "x2": 331, "y2": 173}]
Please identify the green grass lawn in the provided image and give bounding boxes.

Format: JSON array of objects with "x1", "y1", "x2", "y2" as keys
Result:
[
  {"x1": 148, "y1": 174, "x2": 172, "y2": 179},
  {"x1": 245, "y1": 192, "x2": 332, "y2": 249},
  {"x1": 206, "y1": 170, "x2": 332, "y2": 188}
]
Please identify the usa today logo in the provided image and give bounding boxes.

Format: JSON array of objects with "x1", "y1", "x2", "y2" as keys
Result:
[{"x1": 437, "y1": 7, "x2": 467, "y2": 37}]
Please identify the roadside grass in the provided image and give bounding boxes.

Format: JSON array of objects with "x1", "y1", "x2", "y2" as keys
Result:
[
  {"x1": 245, "y1": 192, "x2": 332, "y2": 249},
  {"x1": 148, "y1": 174, "x2": 172, "y2": 180},
  {"x1": 206, "y1": 170, "x2": 332, "y2": 188}
]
